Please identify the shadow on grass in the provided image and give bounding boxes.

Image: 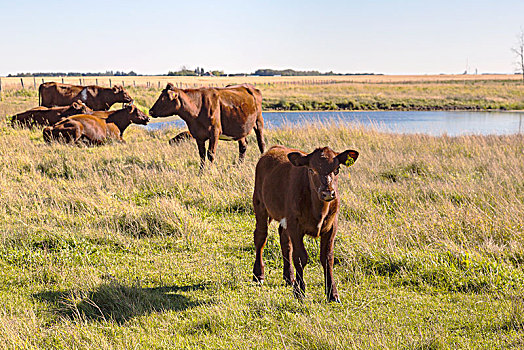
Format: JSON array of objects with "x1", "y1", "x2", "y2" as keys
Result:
[{"x1": 33, "y1": 282, "x2": 206, "y2": 324}]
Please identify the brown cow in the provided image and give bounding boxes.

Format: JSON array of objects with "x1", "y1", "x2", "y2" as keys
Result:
[
  {"x1": 252, "y1": 145, "x2": 359, "y2": 302},
  {"x1": 43, "y1": 105, "x2": 149, "y2": 144},
  {"x1": 149, "y1": 83, "x2": 265, "y2": 168},
  {"x1": 39, "y1": 82, "x2": 133, "y2": 110},
  {"x1": 11, "y1": 100, "x2": 92, "y2": 128}
]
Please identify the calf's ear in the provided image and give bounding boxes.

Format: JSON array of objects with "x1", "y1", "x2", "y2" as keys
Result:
[
  {"x1": 168, "y1": 90, "x2": 179, "y2": 100},
  {"x1": 288, "y1": 152, "x2": 309, "y2": 167},
  {"x1": 337, "y1": 150, "x2": 359, "y2": 167}
]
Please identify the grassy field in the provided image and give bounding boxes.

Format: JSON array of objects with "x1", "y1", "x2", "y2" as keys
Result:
[
  {"x1": 2, "y1": 75, "x2": 524, "y2": 112},
  {"x1": 0, "y1": 103, "x2": 523, "y2": 348}
]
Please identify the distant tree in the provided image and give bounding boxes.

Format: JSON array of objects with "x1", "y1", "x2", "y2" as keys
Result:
[{"x1": 512, "y1": 28, "x2": 524, "y2": 82}]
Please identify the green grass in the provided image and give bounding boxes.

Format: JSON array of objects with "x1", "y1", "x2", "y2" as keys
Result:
[{"x1": 0, "y1": 112, "x2": 523, "y2": 348}]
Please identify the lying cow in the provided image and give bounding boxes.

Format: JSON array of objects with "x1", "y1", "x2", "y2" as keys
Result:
[
  {"x1": 149, "y1": 83, "x2": 265, "y2": 169},
  {"x1": 39, "y1": 82, "x2": 133, "y2": 110},
  {"x1": 43, "y1": 105, "x2": 149, "y2": 144},
  {"x1": 11, "y1": 100, "x2": 92, "y2": 128},
  {"x1": 252, "y1": 145, "x2": 359, "y2": 302},
  {"x1": 169, "y1": 130, "x2": 193, "y2": 145}
]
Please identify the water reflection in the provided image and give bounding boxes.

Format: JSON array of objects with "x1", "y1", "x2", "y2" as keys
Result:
[{"x1": 146, "y1": 111, "x2": 524, "y2": 136}]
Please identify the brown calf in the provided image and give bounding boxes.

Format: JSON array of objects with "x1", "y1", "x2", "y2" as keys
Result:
[
  {"x1": 39, "y1": 82, "x2": 133, "y2": 110},
  {"x1": 11, "y1": 101, "x2": 92, "y2": 128},
  {"x1": 149, "y1": 83, "x2": 265, "y2": 168},
  {"x1": 252, "y1": 145, "x2": 358, "y2": 302},
  {"x1": 43, "y1": 105, "x2": 149, "y2": 144}
]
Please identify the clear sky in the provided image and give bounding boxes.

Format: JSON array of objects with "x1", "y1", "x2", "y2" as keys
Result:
[{"x1": 1, "y1": 0, "x2": 523, "y2": 76}]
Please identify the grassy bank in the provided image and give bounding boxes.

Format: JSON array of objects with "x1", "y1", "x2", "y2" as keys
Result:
[
  {"x1": 2, "y1": 78, "x2": 524, "y2": 114},
  {"x1": 0, "y1": 114, "x2": 523, "y2": 348}
]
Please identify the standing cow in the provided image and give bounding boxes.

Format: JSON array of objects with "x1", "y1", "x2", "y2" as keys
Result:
[
  {"x1": 252, "y1": 145, "x2": 359, "y2": 302},
  {"x1": 149, "y1": 83, "x2": 265, "y2": 168},
  {"x1": 39, "y1": 82, "x2": 133, "y2": 110}
]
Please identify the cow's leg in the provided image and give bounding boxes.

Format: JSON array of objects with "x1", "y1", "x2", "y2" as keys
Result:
[
  {"x1": 253, "y1": 197, "x2": 269, "y2": 283},
  {"x1": 238, "y1": 137, "x2": 247, "y2": 163},
  {"x1": 278, "y1": 224, "x2": 293, "y2": 286},
  {"x1": 320, "y1": 224, "x2": 340, "y2": 302},
  {"x1": 254, "y1": 116, "x2": 266, "y2": 154},
  {"x1": 290, "y1": 227, "x2": 308, "y2": 299},
  {"x1": 207, "y1": 127, "x2": 220, "y2": 163},
  {"x1": 196, "y1": 139, "x2": 207, "y2": 170}
]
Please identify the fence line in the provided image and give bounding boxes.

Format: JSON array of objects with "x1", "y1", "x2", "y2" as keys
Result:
[{"x1": 0, "y1": 77, "x2": 380, "y2": 92}]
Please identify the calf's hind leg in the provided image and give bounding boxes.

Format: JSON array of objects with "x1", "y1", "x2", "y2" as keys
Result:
[
  {"x1": 279, "y1": 224, "x2": 293, "y2": 286},
  {"x1": 252, "y1": 199, "x2": 269, "y2": 283}
]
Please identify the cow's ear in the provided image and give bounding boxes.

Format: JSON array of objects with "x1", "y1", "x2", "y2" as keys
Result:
[
  {"x1": 337, "y1": 150, "x2": 359, "y2": 167},
  {"x1": 288, "y1": 152, "x2": 309, "y2": 167},
  {"x1": 72, "y1": 101, "x2": 80, "y2": 108},
  {"x1": 166, "y1": 83, "x2": 175, "y2": 91}
]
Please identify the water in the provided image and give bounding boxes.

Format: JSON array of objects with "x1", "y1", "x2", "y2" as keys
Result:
[{"x1": 146, "y1": 110, "x2": 524, "y2": 136}]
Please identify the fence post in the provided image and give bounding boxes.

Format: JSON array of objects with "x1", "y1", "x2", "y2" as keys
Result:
[
  {"x1": 133, "y1": 80, "x2": 136, "y2": 88},
  {"x1": 122, "y1": 80, "x2": 125, "y2": 87},
  {"x1": 158, "y1": 81, "x2": 160, "y2": 88},
  {"x1": 20, "y1": 78, "x2": 24, "y2": 89},
  {"x1": 0, "y1": 77, "x2": 2, "y2": 101},
  {"x1": 41, "y1": 78, "x2": 44, "y2": 84},
  {"x1": 33, "y1": 76, "x2": 36, "y2": 89},
  {"x1": 62, "y1": 78, "x2": 64, "y2": 84},
  {"x1": 95, "y1": 78, "x2": 98, "y2": 86},
  {"x1": 109, "y1": 79, "x2": 112, "y2": 87}
]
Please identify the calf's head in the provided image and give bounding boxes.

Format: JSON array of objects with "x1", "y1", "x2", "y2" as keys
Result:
[
  {"x1": 124, "y1": 105, "x2": 150, "y2": 125},
  {"x1": 149, "y1": 83, "x2": 180, "y2": 118},
  {"x1": 288, "y1": 147, "x2": 359, "y2": 202},
  {"x1": 72, "y1": 100, "x2": 91, "y2": 113}
]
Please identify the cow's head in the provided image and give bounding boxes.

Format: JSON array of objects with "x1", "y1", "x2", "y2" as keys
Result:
[
  {"x1": 112, "y1": 85, "x2": 133, "y2": 103},
  {"x1": 125, "y1": 104, "x2": 150, "y2": 125},
  {"x1": 288, "y1": 147, "x2": 359, "y2": 202},
  {"x1": 149, "y1": 83, "x2": 180, "y2": 118}
]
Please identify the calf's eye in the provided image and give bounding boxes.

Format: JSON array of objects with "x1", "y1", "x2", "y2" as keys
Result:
[{"x1": 333, "y1": 168, "x2": 339, "y2": 175}]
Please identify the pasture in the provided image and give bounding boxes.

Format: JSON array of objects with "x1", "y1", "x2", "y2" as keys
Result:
[{"x1": 0, "y1": 80, "x2": 523, "y2": 348}]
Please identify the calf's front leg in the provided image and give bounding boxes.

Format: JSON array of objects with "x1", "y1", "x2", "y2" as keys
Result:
[{"x1": 320, "y1": 224, "x2": 340, "y2": 302}]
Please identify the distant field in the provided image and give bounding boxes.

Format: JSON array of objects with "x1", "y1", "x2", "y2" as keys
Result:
[
  {"x1": 1, "y1": 74, "x2": 523, "y2": 91},
  {"x1": 1, "y1": 75, "x2": 524, "y2": 115}
]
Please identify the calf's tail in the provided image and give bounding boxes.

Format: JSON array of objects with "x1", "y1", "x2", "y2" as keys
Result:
[
  {"x1": 43, "y1": 126, "x2": 53, "y2": 143},
  {"x1": 38, "y1": 84, "x2": 42, "y2": 106}
]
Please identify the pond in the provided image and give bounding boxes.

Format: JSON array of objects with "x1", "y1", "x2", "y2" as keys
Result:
[{"x1": 146, "y1": 110, "x2": 524, "y2": 136}]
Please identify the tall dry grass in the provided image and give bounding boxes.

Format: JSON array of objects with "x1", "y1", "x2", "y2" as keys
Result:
[{"x1": 0, "y1": 110, "x2": 523, "y2": 348}]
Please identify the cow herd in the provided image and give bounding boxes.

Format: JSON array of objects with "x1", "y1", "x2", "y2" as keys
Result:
[{"x1": 9, "y1": 81, "x2": 360, "y2": 302}]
